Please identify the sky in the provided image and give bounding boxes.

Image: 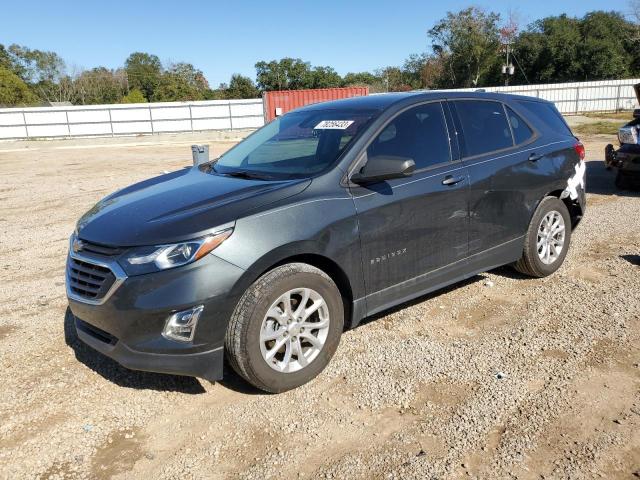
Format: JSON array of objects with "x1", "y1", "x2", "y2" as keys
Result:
[{"x1": 0, "y1": 0, "x2": 634, "y2": 87}]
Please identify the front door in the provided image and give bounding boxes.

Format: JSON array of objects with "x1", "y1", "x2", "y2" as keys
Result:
[{"x1": 350, "y1": 101, "x2": 470, "y2": 315}]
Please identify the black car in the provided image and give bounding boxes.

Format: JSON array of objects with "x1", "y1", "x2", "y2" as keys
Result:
[
  {"x1": 67, "y1": 92, "x2": 586, "y2": 392},
  {"x1": 605, "y1": 83, "x2": 640, "y2": 189}
]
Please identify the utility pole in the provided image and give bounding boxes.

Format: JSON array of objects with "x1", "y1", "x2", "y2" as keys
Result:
[
  {"x1": 502, "y1": 41, "x2": 515, "y2": 86},
  {"x1": 500, "y1": 12, "x2": 518, "y2": 87}
]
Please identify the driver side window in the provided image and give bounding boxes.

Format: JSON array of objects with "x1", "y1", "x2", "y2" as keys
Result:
[{"x1": 367, "y1": 102, "x2": 451, "y2": 170}]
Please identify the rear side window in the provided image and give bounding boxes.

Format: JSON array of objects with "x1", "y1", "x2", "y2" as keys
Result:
[
  {"x1": 453, "y1": 100, "x2": 513, "y2": 157},
  {"x1": 516, "y1": 101, "x2": 573, "y2": 136},
  {"x1": 367, "y1": 102, "x2": 450, "y2": 170},
  {"x1": 506, "y1": 106, "x2": 534, "y2": 144}
]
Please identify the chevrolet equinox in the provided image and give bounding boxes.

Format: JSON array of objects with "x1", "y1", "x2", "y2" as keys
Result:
[{"x1": 67, "y1": 92, "x2": 586, "y2": 392}]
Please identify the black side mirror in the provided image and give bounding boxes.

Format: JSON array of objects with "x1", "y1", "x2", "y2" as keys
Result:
[{"x1": 350, "y1": 155, "x2": 416, "y2": 184}]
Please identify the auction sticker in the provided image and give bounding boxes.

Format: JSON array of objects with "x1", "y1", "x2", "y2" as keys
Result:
[{"x1": 314, "y1": 120, "x2": 354, "y2": 129}]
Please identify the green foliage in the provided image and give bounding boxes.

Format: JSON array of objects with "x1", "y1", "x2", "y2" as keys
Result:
[
  {"x1": 514, "y1": 11, "x2": 638, "y2": 84},
  {"x1": 225, "y1": 74, "x2": 259, "y2": 99},
  {"x1": 168, "y1": 62, "x2": 210, "y2": 91},
  {"x1": 255, "y1": 58, "x2": 311, "y2": 91},
  {"x1": 343, "y1": 71, "x2": 379, "y2": 87},
  {"x1": 120, "y1": 88, "x2": 147, "y2": 104},
  {"x1": 125, "y1": 52, "x2": 162, "y2": 101},
  {"x1": 73, "y1": 67, "x2": 128, "y2": 105},
  {"x1": 429, "y1": 7, "x2": 502, "y2": 88},
  {"x1": 0, "y1": 66, "x2": 38, "y2": 106},
  {"x1": 152, "y1": 73, "x2": 203, "y2": 102},
  {"x1": 7, "y1": 44, "x2": 65, "y2": 84},
  {"x1": 306, "y1": 66, "x2": 342, "y2": 89},
  {"x1": 581, "y1": 11, "x2": 634, "y2": 79},
  {"x1": 514, "y1": 15, "x2": 584, "y2": 83}
]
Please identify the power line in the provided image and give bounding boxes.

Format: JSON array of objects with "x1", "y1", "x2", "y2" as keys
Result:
[{"x1": 510, "y1": 51, "x2": 530, "y2": 85}]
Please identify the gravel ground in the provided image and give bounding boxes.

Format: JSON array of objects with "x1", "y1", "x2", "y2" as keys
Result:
[{"x1": 0, "y1": 133, "x2": 638, "y2": 479}]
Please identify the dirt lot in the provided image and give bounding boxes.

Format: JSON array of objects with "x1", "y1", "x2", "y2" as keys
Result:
[{"x1": 0, "y1": 132, "x2": 639, "y2": 479}]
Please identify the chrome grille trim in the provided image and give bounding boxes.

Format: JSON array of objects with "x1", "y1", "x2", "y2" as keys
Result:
[{"x1": 66, "y1": 237, "x2": 127, "y2": 305}]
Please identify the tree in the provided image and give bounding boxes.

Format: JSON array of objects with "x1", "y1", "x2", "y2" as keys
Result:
[
  {"x1": 0, "y1": 66, "x2": 38, "y2": 106},
  {"x1": 513, "y1": 11, "x2": 638, "y2": 84},
  {"x1": 124, "y1": 52, "x2": 162, "y2": 100},
  {"x1": 255, "y1": 58, "x2": 311, "y2": 90},
  {"x1": 580, "y1": 11, "x2": 634, "y2": 79},
  {"x1": 73, "y1": 67, "x2": 128, "y2": 105},
  {"x1": 429, "y1": 7, "x2": 502, "y2": 88},
  {"x1": 306, "y1": 66, "x2": 343, "y2": 88},
  {"x1": 121, "y1": 88, "x2": 147, "y2": 103},
  {"x1": 402, "y1": 54, "x2": 426, "y2": 89},
  {"x1": 152, "y1": 72, "x2": 204, "y2": 102},
  {"x1": 167, "y1": 62, "x2": 209, "y2": 91},
  {"x1": 225, "y1": 74, "x2": 259, "y2": 98},
  {"x1": 7, "y1": 44, "x2": 65, "y2": 84},
  {"x1": 343, "y1": 71, "x2": 379, "y2": 87},
  {"x1": 374, "y1": 66, "x2": 413, "y2": 92}
]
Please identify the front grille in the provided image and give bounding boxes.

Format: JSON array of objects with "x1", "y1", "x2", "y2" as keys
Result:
[
  {"x1": 67, "y1": 257, "x2": 116, "y2": 301},
  {"x1": 78, "y1": 239, "x2": 124, "y2": 257}
]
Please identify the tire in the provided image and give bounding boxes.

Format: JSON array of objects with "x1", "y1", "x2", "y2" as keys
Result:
[
  {"x1": 514, "y1": 196, "x2": 572, "y2": 278},
  {"x1": 225, "y1": 263, "x2": 344, "y2": 393},
  {"x1": 615, "y1": 171, "x2": 629, "y2": 190}
]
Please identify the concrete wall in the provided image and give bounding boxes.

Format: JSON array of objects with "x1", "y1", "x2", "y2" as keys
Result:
[{"x1": 0, "y1": 99, "x2": 264, "y2": 140}]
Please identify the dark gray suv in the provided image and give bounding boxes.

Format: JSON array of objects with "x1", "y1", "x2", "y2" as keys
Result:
[{"x1": 67, "y1": 92, "x2": 586, "y2": 392}]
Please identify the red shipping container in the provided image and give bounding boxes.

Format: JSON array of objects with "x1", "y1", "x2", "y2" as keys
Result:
[{"x1": 263, "y1": 86, "x2": 369, "y2": 122}]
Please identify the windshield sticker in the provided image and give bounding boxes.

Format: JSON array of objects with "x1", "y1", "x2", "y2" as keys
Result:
[{"x1": 314, "y1": 120, "x2": 354, "y2": 130}]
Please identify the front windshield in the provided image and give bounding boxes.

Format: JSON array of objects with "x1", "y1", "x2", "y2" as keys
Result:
[{"x1": 213, "y1": 108, "x2": 377, "y2": 179}]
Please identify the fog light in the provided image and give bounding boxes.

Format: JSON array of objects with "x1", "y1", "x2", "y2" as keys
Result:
[{"x1": 162, "y1": 305, "x2": 204, "y2": 342}]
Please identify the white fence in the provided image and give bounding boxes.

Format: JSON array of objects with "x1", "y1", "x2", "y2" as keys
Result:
[
  {"x1": 1, "y1": 78, "x2": 638, "y2": 140},
  {"x1": 446, "y1": 78, "x2": 639, "y2": 114},
  {"x1": 0, "y1": 99, "x2": 265, "y2": 140}
]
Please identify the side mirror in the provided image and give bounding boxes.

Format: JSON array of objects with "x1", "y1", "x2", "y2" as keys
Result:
[{"x1": 350, "y1": 155, "x2": 416, "y2": 184}]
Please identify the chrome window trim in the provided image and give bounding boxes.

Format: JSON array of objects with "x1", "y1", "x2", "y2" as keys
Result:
[{"x1": 65, "y1": 238, "x2": 127, "y2": 306}]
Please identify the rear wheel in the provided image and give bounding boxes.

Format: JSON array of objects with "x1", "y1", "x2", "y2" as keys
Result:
[
  {"x1": 225, "y1": 263, "x2": 344, "y2": 393},
  {"x1": 514, "y1": 197, "x2": 572, "y2": 278}
]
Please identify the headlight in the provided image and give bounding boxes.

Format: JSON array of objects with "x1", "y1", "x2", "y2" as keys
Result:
[{"x1": 121, "y1": 229, "x2": 232, "y2": 275}]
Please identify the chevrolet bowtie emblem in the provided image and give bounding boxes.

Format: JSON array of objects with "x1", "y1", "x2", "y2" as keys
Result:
[{"x1": 72, "y1": 238, "x2": 85, "y2": 253}]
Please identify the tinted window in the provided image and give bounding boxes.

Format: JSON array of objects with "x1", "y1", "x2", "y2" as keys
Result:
[
  {"x1": 506, "y1": 106, "x2": 534, "y2": 144},
  {"x1": 367, "y1": 102, "x2": 450, "y2": 170},
  {"x1": 454, "y1": 100, "x2": 513, "y2": 157},
  {"x1": 516, "y1": 101, "x2": 573, "y2": 136}
]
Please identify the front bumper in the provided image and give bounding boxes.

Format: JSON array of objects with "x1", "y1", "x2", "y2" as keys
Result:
[
  {"x1": 75, "y1": 317, "x2": 224, "y2": 380},
  {"x1": 67, "y1": 248, "x2": 246, "y2": 382},
  {"x1": 606, "y1": 143, "x2": 640, "y2": 174}
]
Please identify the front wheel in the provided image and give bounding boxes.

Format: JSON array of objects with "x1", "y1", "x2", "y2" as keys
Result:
[
  {"x1": 225, "y1": 263, "x2": 344, "y2": 393},
  {"x1": 514, "y1": 197, "x2": 572, "y2": 278}
]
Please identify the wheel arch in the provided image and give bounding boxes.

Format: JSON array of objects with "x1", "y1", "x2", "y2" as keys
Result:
[
  {"x1": 228, "y1": 246, "x2": 356, "y2": 331},
  {"x1": 545, "y1": 188, "x2": 583, "y2": 228}
]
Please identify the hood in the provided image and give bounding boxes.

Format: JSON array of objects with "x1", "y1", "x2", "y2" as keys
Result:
[{"x1": 76, "y1": 167, "x2": 311, "y2": 247}]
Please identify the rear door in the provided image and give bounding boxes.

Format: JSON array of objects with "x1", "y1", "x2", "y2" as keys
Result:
[
  {"x1": 449, "y1": 99, "x2": 545, "y2": 266},
  {"x1": 350, "y1": 101, "x2": 470, "y2": 315}
]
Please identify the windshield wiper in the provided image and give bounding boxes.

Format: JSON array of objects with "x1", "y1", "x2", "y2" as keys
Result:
[{"x1": 218, "y1": 169, "x2": 274, "y2": 180}]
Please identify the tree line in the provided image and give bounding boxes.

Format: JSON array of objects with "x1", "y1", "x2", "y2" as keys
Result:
[{"x1": 1, "y1": 6, "x2": 639, "y2": 107}]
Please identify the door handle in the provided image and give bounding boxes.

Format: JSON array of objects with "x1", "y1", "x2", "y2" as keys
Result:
[
  {"x1": 442, "y1": 175, "x2": 465, "y2": 186},
  {"x1": 528, "y1": 153, "x2": 544, "y2": 162}
]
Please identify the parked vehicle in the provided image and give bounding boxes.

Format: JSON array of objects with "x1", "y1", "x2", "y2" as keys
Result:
[
  {"x1": 605, "y1": 83, "x2": 640, "y2": 190},
  {"x1": 67, "y1": 92, "x2": 586, "y2": 392}
]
